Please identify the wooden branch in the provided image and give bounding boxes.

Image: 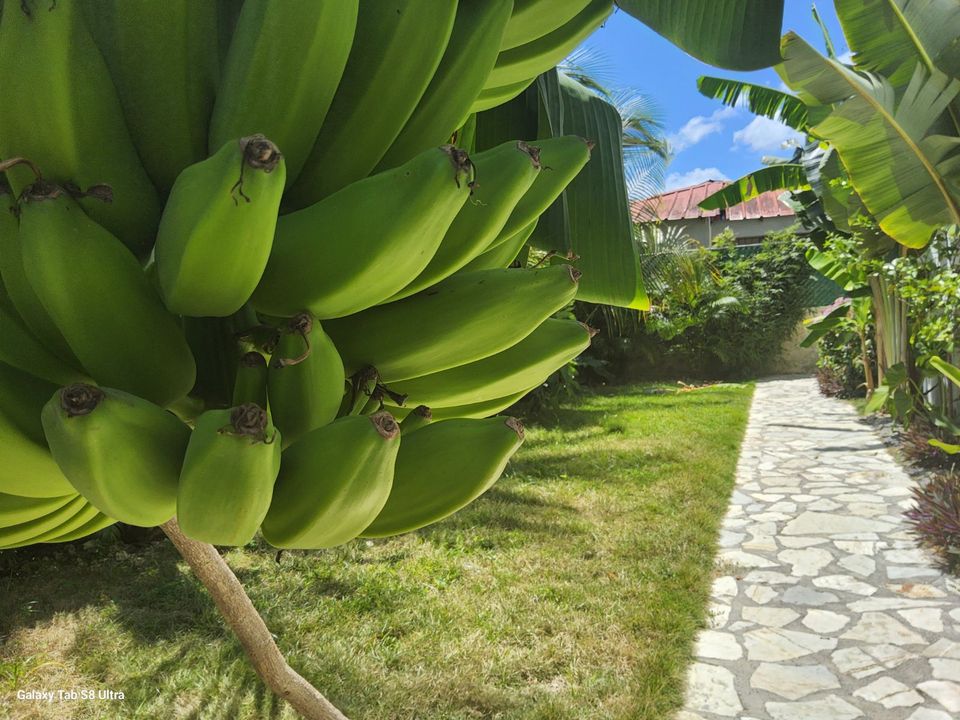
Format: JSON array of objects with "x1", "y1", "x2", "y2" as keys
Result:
[{"x1": 161, "y1": 518, "x2": 349, "y2": 720}]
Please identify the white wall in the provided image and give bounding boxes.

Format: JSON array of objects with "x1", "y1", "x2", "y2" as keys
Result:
[{"x1": 662, "y1": 215, "x2": 797, "y2": 246}]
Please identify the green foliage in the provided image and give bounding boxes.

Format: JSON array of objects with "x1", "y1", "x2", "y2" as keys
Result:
[{"x1": 816, "y1": 325, "x2": 873, "y2": 398}]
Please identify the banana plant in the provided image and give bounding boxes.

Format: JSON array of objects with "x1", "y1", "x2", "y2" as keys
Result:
[{"x1": 927, "y1": 356, "x2": 960, "y2": 454}]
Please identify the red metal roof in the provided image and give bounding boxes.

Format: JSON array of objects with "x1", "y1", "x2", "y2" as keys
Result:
[{"x1": 631, "y1": 180, "x2": 796, "y2": 223}]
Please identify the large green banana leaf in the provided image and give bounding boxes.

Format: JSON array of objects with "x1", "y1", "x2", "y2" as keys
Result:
[
  {"x1": 618, "y1": 0, "x2": 783, "y2": 70},
  {"x1": 697, "y1": 76, "x2": 809, "y2": 130},
  {"x1": 779, "y1": 33, "x2": 960, "y2": 248},
  {"x1": 539, "y1": 73, "x2": 649, "y2": 309},
  {"x1": 931, "y1": 355, "x2": 960, "y2": 388},
  {"x1": 834, "y1": 0, "x2": 960, "y2": 86},
  {"x1": 698, "y1": 164, "x2": 808, "y2": 210}
]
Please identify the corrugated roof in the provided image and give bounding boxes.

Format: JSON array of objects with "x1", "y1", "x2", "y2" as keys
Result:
[{"x1": 631, "y1": 180, "x2": 796, "y2": 222}]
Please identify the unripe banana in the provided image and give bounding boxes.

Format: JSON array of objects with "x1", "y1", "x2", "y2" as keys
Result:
[
  {"x1": 387, "y1": 390, "x2": 528, "y2": 422},
  {"x1": 34, "y1": 511, "x2": 115, "y2": 546},
  {"x1": 0, "y1": 492, "x2": 75, "y2": 527},
  {"x1": 0, "y1": 180, "x2": 79, "y2": 367},
  {"x1": 0, "y1": 361, "x2": 75, "y2": 498},
  {"x1": 469, "y1": 78, "x2": 537, "y2": 114},
  {"x1": 0, "y1": 0, "x2": 161, "y2": 256},
  {"x1": 375, "y1": 0, "x2": 513, "y2": 172},
  {"x1": 499, "y1": 0, "x2": 594, "y2": 50},
  {"x1": 494, "y1": 136, "x2": 591, "y2": 243},
  {"x1": 386, "y1": 141, "x2": 541, "y2": 301},
  {"x1": 233, "y1": 352, "x2": 268, "y2": 408},
  {"x1": 261, "y1": 412, "x2": 400, "y2": 549},
  {"x1": 156, "y1": 136, "x2": 286, "y2": 317},
  {"x1": 0, "y1": 494, "x2": 89, "y2": 547},
  {"x1": 460, "y1": 219, "x2": 538, "y2": 272},
  {"x1": 325, "y1": 265, "x2": 581, "y2": 382},
  {"x1": 18, "y1": 182, "x2": 196, "y2": 407},
  {"x1": 253, "y1": 145, "x2": 473, "y2": 319},
  {"x1": 362, "y1": 417, "x2": 524, "y2": 537},
  {"x1": 386, "y1": 319, "x2": 592, "y2": 408},
  {"x1": 81, "y1": 0, "x2": 220, "y2": 194},
  {"x1": 285, "y1": 0, "x2": 459, "y2": 207},
  {"x1": 399, "y1": 406, "x2": 433, "y2": 434},
  {"x1": 267, "y1": 314, "x2": 345, "y2": 449},
  {"x1": 0, "y1": 495, "x2": 104, "y2": 548},
  {"x1": 484, "y1": 0, "x2": 612, "y2": 90},
  {"x1": 177, "y1": 404, "x2": 281, "y2": 546},
  {"x1": 0, "y1": 288, "x2": 86, "y2": 386},
  {"x1": 42, "y1": 384, "x2": 191, "y2": 527},
  {"x1": 209, "y1": 0, "x2": 358, "y2": 185}
]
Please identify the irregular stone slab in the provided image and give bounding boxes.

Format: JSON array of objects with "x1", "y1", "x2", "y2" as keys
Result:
[
  {"x1": 782, "y1": 511, "x2": 895, "y2": 536},
  {"x1": 888, "y1": 583, "x2": 947, "y2": 599},
  {"x1": 853, "y1": 676, "x2": 923, "y2": 708},
  {"x1": 887, "y1": 566, "x2": 941, "y2": 580},
  {"x1": 812, "y1": 575, "x2": 877, "y2": 596},
  {"x1": 694, "y1": 630, "x2": 742, "y2": 660},
  {"x1": 834, "y1": 540, "x2": 879, "y2": 556},
  {"x1": 885, "y1": 548, "x2": 933, "y2": 565},
  {"x1": 743, "y1": 571, "x2": 800, "y2": 586},
  {"x1": 898, "y1": 608, "x2": 943, "y2": 633},
  {"x1": 742, "y1": 534, "x2": 778, "y2": 552},
  {"x1": 781, "y1": 585, "x2": 839, "y2": 607},
  {"x1": 802, "y1": 609, "x2": 850, "y2": 634},
  {"x1": 925, "y1": 639, "x2": 960, "y2": 659},
  {"x1": 779, "y1": 548, "x2": 834, "y2": 577},
  {"x1": 712, "y1": 576, "x2": 738, "y2": 598},
  {"x1": 685, "y1": 662, "x2": 742, "y2": 717},
  {"x1": 744, "y1": 584, "x2": 778, "y2": 605},
  {"x1": 832, "y1": 645, "x2": 916, "y2": 679},
  {"x1": 837, "y1": 554, "x2": 876, "y2": 577},
  {"x1": 779, "y1": 536, "x2": 830, "y2": 548},
  {"x1": 707, "y1": 602, "x2": 731, "y2": 629},
  {"x1": 765, "y1": 695, "x2": 863, "y2": 720},
  {"x1": 905, "y1": 708, "x2": 953, "y2": 720},
  {"x1": 917, "y1": 680, "x2": 960, "y2": 713},
  {"x1": 848, "y1": 598, "x2": 947, "y2": 613},
  {"x1": 741, "y1": 606, "x2": 799, "y2": 628},
  {"x1": 750, "y1": 662, "x2": 839, "y2": 700},
  {"x1": 720, "y1": 550, "x2": 778, "y2": 569},
  {"x1": 718, "y1": 530, "x2": 746, "y2": 547},
  {"x1": 842, "y1": 613, "x2": 925, "y2": 646},
  {"x1": 744, "y1": 627, "x2": 837, "y2": 661},
  {"x1": 930, "y1": 658, "x2": 960, "y2": 682}
]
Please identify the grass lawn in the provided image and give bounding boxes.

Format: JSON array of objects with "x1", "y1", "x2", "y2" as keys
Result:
[{"x1": 1, "y1": 382, "x2": 753, "y2": 720}]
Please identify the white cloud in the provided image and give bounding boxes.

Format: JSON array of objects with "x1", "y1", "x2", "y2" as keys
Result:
[
  {"x1": 732, "y1": 116, "x2": 804, "y2": 153},
  {"x1": 837, "y1": 49, "x2": 854, "y2": 65},
  {"x1": 667, "y1": 107, "x2": 738, "y2": 154},
  {"x1": 664, "y1": 167, "x2": 729, "y2": 191}
]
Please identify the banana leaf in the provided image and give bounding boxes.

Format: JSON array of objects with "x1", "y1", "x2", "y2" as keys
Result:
[
  {"x1": 698, "y1": 164, "x2": 808, "y2": 210},
  {"x1": 536, "y1": 73, "x2": 649, "y2": 309},
  {"x1": 799, "y1": 301, "x2": 851, "y2": 348},
  {"x1": 780, "y1": 33, "x2": 960, "y2": 248},
  {"x1": 931, "y1": 355, "x2": 960, "y2": 388},
  {"x1": 618, "y1": 0, "x2": 783, "y2": 70},
  {"x1": 697, "y1": 76, "x2": 808, "y2": 130},
  {"x1": 834, "y1": 0, "x2": 960, "y2": 86}
]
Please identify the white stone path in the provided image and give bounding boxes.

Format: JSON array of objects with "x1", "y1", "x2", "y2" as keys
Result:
[{"x1": 678, "y1": 377, "x2": 960, "y2": 720}]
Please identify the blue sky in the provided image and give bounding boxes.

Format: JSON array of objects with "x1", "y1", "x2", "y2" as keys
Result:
[{"x1": 578, "y1": 2, "x2": 850, "y2": 195}]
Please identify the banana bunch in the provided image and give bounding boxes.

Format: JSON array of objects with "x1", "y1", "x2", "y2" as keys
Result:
[{"x1": 0, "y1": 1, "x2": 602, "y2": 551}]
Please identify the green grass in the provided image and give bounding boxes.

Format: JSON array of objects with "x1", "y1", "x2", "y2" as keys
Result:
[{"x1": 0, "y1": 382, "x2": 753, "y2": 720}]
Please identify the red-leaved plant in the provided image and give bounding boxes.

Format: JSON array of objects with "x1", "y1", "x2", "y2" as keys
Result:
[{"x1": 905, "y1": 472, "x2": 960, "y2": 575}]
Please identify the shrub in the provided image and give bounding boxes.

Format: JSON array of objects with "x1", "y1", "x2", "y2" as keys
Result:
[
  {"x1": 905, "y1": 471, "x2": 960, "y2": 575},
  {"x1": 816, "y1": 326, "x2": 872, "y2": 398}
]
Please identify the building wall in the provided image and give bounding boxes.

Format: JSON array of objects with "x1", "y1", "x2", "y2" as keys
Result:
[{"x1": 662, "y1": 215, "x2": 797, "y2": 246}]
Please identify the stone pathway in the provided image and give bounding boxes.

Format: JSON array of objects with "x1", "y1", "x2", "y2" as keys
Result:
[{"x1": 678, "y1": 377, "x2": 960, "y2": 720}]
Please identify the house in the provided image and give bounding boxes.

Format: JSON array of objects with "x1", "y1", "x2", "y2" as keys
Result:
[{"x1": 631, "y1": 180, "x2": 797, "y2": 246}]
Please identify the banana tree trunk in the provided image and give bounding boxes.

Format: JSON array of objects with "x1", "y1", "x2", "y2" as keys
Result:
[
  {"x1": 160, "y1": 519, "x2": 349, "y2": 720},
  {"x1": 859, "y1": 328, "x2": 875, "y2": 395}
]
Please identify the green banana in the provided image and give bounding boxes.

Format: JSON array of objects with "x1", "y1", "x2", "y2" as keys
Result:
[
  {"x1": 0, "y1": 496, "x2": 103, "y2": 548},
  {"x1": 38, "y1": 512, "x2": 115, "y2": 545},
  {"x1": 385, "y1": 319, "x2": 592, "y2": 408},
  {"x1": 156, "y1": 136, "x2": 286, "y2": 317},
  {"x1": 469, "y1": 77, "x2": 537, "y2": 114},
  {"x1": 375, "y1": 0, "x2": 513, "y2": 172},
  {"x1": 253, "y1": 145, "x2": 473, "y2": 319},
  {"x1": 284, "y1": 0, "x2": 459, "y2": 208},
  {"x1": 261, "y1": 412, "x2": 400, "y2": 549},
  {"x1": 18, "y1": 182, "x2": 196, "y2": 407},
  {"x1": 0, "y1": 492, "x2": 75, "y2": 527},
  {"x1": 484, "y1": 0, "x2": 612, "y2": 90},
  {"x1": 81, "y1": 0, "x2": 220, "y2": 195},
  {"x1": 0, "y1": 179, "x2": 79, "y2": 366},
  {"x1": 499, "y1": 0, "x2": 594, "y2": 50},
  {"x1": 399, "y1": 406, "x2": 433, "y2": 434},
  {"x1": 460, "y1": 219, "x2": 538, "y2": 272},
  {"x1": 0, "y1": 494, "x2": 89, "y2": 547},
  {"x1": 177, "y1": 404, "x2": 281, "y2": 545},
  {"x1": 0, "y1": 0, "x2": 161, "y2": 256},
  {"x1": 209, "y1": 0, "x2": 358, "y2": 185},
  {"x1": 233, "y1": 352, "x2": 268, "y2": 408},
  {"x1": 0, "y1": 361, "x2": 75, "y2": 498},
  {"x1": 386, "y1": 140, "x2": 541, "y2": 301},
  {"x1": 362, "y1": 417, "x2": 524, "y2": 537},
  {"x1": 325, "y1": 264, "x2": 581, "y2": 382},
  {"x1": 388, "y1": 390, "x2": 528, "y2": 421},
  {"x1": 267, "y1": 314, "x2": 345, "y2": 449},
  {"x1": 495, "y1": 136, "x2": 591, "y2": 243},
  {"x1": 42, "y1": 384, "x2": 191, "y2": 527},
  {"x1": 0, "y1": 286, "x2": 86, "y2": 386}
]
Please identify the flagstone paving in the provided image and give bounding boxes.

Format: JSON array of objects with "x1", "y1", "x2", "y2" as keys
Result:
[{"x1": 678, "y1": 377, "x2": 960, "y2": 720}]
